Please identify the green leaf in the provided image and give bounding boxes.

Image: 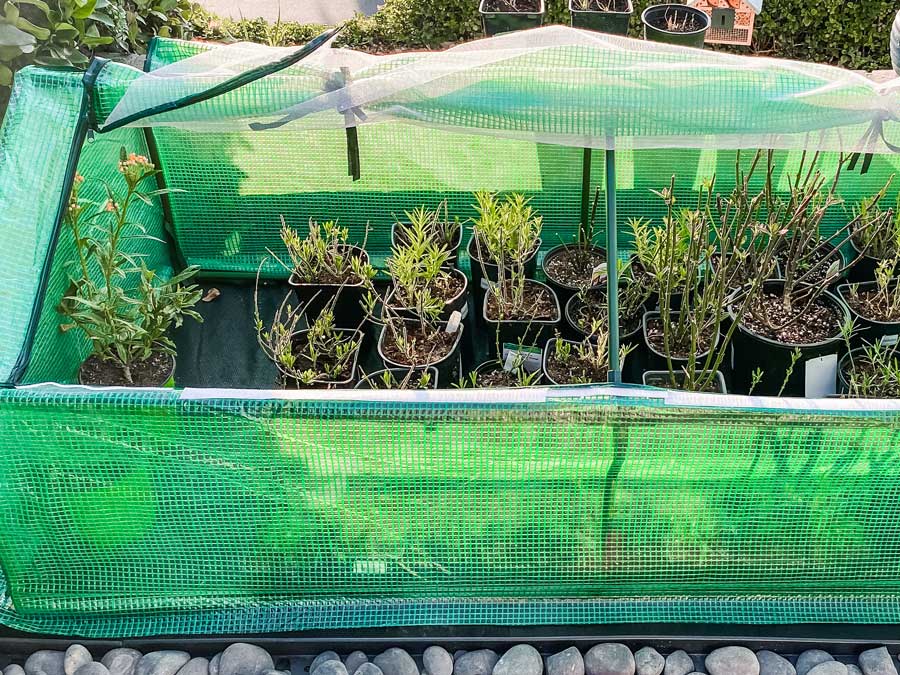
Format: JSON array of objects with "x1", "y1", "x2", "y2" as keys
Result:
[
  {"x1": 0, "y1": 22, "x2": 36, "y2": 48},
  {"x1": 72, "y1": 0, "x2": 98, "y2": 20},
  {"x1": 0, "y1": 62, "x2": 12, "y2": 86},
  {"x1": 14, "y1": 16, "x2": 50, "y2": 41}
]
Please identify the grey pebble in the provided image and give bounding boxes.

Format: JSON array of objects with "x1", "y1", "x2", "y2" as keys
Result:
[
  {"x1": 103, "y1": 651, "x2": 142, "y2": 675},
  {"x1": 372, "y1": 649, "x2": 418, "y2": 675},
  {"x1": 706, "y1": 647, "x2": 759, "y2": 675},
  {"x1": 807, "y1": 664, "x2": 847, "y2": 675},
  {"x1": 635, "y1": 648, "x2": 664, "y2": 675},
  {"x1": 797, "y1": 652, "x2": 834, "y2": 675},
  {"x1": 454, "y1": 650, "x2": 499, "y2": 675},
  {"x1": 26, "y1": 652, "x2": 66, "y2": 675},
  {"x1": 849, "y1": 667, "x2": 863, "y2": 675},
  {"x1": 219, "y1": 645, "x2": 273, "y2": 675},
  {"x1": 422, "y1": 646, "x2": 452, "y2": 675},
  {"x1": 176, "y1": 659, "x2": 209, "y2": 675},
  {"x1": 6, "y1": 665, "x2": 27, "y2": 675},
  {"x1": 664, "y1": 652, "x2": 695, "y2": 675},
  {"x1": 547, "y1": 647, "x2": 585, "y2": 675},
  {"x1": 344, "y1": 652, "x2": 369, "y2": 674},
  {"x1": 73, "y1": 665, "x2": 109, "y2": 675},
  {"x1": 310, "y1": 655, "x2": 342, "y2": 675},
  {"x1": 311, "y1": 664, "x2": 348, "y2": 675},
  {"x1": 353, "y1": 667, "x2": 384, "y2": 675},
  {"x1": 65, "y1": 647, "x2": 93, "y2": 675},
  {"x1": 757, "y1": 651, "x2": 795, "y2": 675},
  {"x1": 208, "y1": 656, "x2": 221, "y2": 675},
  {"x1": 135, "y1": 653, "x2": 191, "y2": 675},
  {"x1": 859, "y1": 648, "x2": 898, "y2": 675},
  {"x1": 260, "y1": 670, "x2": 288, "y2": 675},
  {"x1": 454, "y1": 653, "x2": 467, "y2": 663},
  {"x1": 493, "y1": 644, "x2": 542, "y2": 675},
  {"x1": 585, "y1": 644, "x2": 635, "y2": 675}
]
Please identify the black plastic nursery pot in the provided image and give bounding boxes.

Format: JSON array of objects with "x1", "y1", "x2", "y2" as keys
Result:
[
  {"x1": 388, "y1": 269, "x2": 469, "y2": 322},
  {"x1": 837, "y1": 281, "x2": 900, "y2": 349},
  {"x1": 642, "y1": 310, "x2": 719, "y2": 375},
  {"x1": 540, "y1": 243, "x2": 607, "y2": 309},
  {"x1": 77, "y1": 354, "x2": 176, "y2": 388},
  {"x1": 390, "y1": 222, "x2": 462, "y2": 269},
  {"x1": 847, "y1": 236, "x2": 886, "y2": 283},
  {"x1": 569, "y1": 0, "x2": 633, "y2": 35},
  {"x1": 281, "y1": 329, "x2": 364, "y2": 390},
  {"x1": 467, "y1": 237, "x2": 541, "y2": 308},
  {"x1": 479, "y1": 0, "x2": 546, "y2": 36},
  {"x1": 354, "y1": 366, "x2": 439, "y2": 390},
  {"x1": 643, "y1": 369, "x2": 727, "y2": 393},
  {"x1": 541, "y1": 338, "x2": 613, "y2": 386},
  {"x1": 641, "y1": 4, "x2": 710, "y2": 48},
  {"x1": 727, "y1": 281, "x2": 850, "y2": 397},
  {"x1": 471, "y1": 358, "x2": 545, "y2": 386},
  {"x1": 377, "y1": 321, "x2": 465, "y2": 386},
  {"x1": 288, "y1": 246, "x2": 370, "y2": 327},
  {"x1": 482, "y1": 280, "x2": 562, "y2": 358}
]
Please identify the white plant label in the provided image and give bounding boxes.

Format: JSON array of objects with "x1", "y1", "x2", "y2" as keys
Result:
[
  {"x1": 804, "y1": 353, "x2": 838, "y2": 398},
  {"x1": 881, "y1": 334, "x2": 899, "y2": 347},
  {"x1": 459, "y1": 302, "x2": 469, "y2": 320},
  {"x1": 591, "y1": 262, "x2": 608, "y2": 286},
  {"x1": 445, "y1": 310, "x2": 462, "y2": 333},
  {"x1": 502, "y1": 343, "x2": 542, "y2": 373},
  {"x1": 480, "y1": 278, "x2": 492, "y2": 290}
]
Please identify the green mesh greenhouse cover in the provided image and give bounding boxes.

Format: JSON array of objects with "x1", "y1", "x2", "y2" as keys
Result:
[{"x1": 3, "y1": 27, "x2": 900, "y2": 637}]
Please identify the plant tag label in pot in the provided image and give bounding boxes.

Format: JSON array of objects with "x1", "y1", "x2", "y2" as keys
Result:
[
  {"x1": 502, "y1": 343, "x2": 542, "y2": 373},
  {"x1": 445, "y1": 310, "x2": 462, "y2": 333},
  {"x1": 804, "y1": 353, "x2": 838, "y2": 398},
  {"x1": 459, "y1": 303, "x2": 469, "y2": 320},
  {"x1": 881, "y1": 334, "x2": 899, "y2": 346},
  {"x1": 591, "y1": 262, "x2": 608, "y2": 286},
  {"x1": 480, "y1": 278, "x2": 492, "y2": 290}
]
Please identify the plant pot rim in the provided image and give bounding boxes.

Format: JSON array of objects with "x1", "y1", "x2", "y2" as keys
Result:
[
  {"x1": 354, "y1": 366, "x2": 440, "y2": 390},
  {"x1": 479, "y1": 0, "x2": 546, "y2": 15},
  {"x1": 472, "y1": 359, "x2": 545, "y2": 386},
  {"x1": 78, "y1": 353, "x2": 176, "y2": 387},
  {"x1": 541, "y1": 242, "x2": 608, "y2": 292},
  {"x1": 642, "y1": 369, "x2": 727, "y2": 393},
  {"x1": 642, "y1": 309, "x2": 717, "y2": 362},
  {"x1": 388, "y1": 267, "x2": 469, "y2": 312},
  {"x1": 377, "y1": 319, "x2": 465, "y2": 370},
  {"x1": 640, "y1": 3, "x2": 710, "y2": 35},
  {"x1": 288, "y1": 327, "x2": 363, "y2": 387},
  {"x1": 848, "y1": 231, "x2": 882, "y2": 262},
  {"x1": 569, "y1": 0, "x2": 634, "y2": 14},
  {"x1": 727, "y1": 279, "x2": 850, "y2": 349},
  {"x1": 837, "y1": 281, "x2": 900, "y2": 327},
  {"x1": 482, "y1": 278, "x2": 562, "y2": 325},
  {"x1": 564, "y1": 285, "x2": 643, "y2": 341},
  {"x1": 541, "y1": 337, "x2": 611, "y2": 386},
  {"x1": 287, "y1": 245, "x2": 369, "y2": 289},
  {"x1": 468, "y1": 235, "x2": 542, "y2": 268},
  {"x1": 390, "y1": 220, "x2": 462, "y2": 251}
]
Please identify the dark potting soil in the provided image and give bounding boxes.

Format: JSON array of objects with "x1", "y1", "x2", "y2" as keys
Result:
[
  {"x1": 481, "y1": 0, "x2": 541, "y2": 11},
  {"x1": 742, "y1": 292, "x2": 842, "y2": 344},
  {"x1": 843, "y1": 287, "x2": 900, "y2": 323},
  {"x1": 777, "y1": 246, "x2": 840, "y2": 286},
  {"x1": 79, "y1": 352, "x2": 172, "y2": 387},
  {"x1": 645, "y1": 6, "x2": 706, "y2": 32},
  {"x1": 573, "y1": 0, "x2": 629, "y2": 11},
  {"x1": 290, "y1": 330, "x2": 359, "y2": 385},
  {"x1": 382, "y1": 325, "x2": 457, "y2": 366},
  {"x1": 545, "y1": 344, "x2": 605, "y2": 385},
  {"x1": 390, "y1": 270, "x2": 465, "y2": 308},
  {"x1": 476, "y1": 367, "x2": 528, "y2": 387},
  {"x1": 291, "y1": 247, "x2": 368, "y2": 286},
  {"x1": 544, "y1": 247, "x2": 606, "y2": 289},
  {"x1": 645, "y1": 372, "x2": 724, "y2": 393},
  {"x1": 646, "y1": 317, "x2": 714, "y2": 359},
  {"x1": 485, "y1": 281, "x2": 559, "y2": 322},
  {"x1": 573, "y1": 293, "x2": 641, "y2": 336}
]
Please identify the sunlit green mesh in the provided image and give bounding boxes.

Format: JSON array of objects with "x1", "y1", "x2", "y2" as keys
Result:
[{"x1": 0, "y1": 386, "x2": 898, "y2": 637}]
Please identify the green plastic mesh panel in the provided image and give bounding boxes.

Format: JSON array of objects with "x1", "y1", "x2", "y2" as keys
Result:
[
  {"x1": 0, "y1": 386, "x2": 899, "y2": 636},
  {"x1": 0, "y1": 68, "x2": 85, "y2": 384}
]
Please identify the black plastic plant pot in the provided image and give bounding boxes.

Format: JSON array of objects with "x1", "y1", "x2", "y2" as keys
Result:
[
  {"x1": 391, "y1": 222, "x2": 462, "y2": 269},
  {"x1": 837, "y1": 281, "x2": 900, "y2": 348},
  {"x1": 388, "y1": 269, "x2": 469, "y2": 322},
  {"x1": 377, "y1": 320, "x2": 465, "y2": 386},
  {"x1": 541, "y1": 338, "x2": 614, "y2": 386},
  {"x1": 468, "y1": 236, "x2": 541, "y2": 296},
  {"x1": 77, "y1": 354, "x2": 176, "y2": 388},
  {"x1": 643, "y1": 369, "x2": 727, "y2": 393},
  {"x1": 354, "y1": 366, "x2": 439, "y2": 390},
  {"x1": 727, "y1": 281, "x2": 850, "y2": 397},
  {"x1": 541, "y1": 243, "x2": 607, "y2": 309},
  {"x1": 471, "y1": 359, "x2": 545, "y2": 386},
  {"x1": 479, "y1": 0, "x2": 545, "y2": 36},
  {"x1": 288, "y1": 246, "x2": 369, "y2": 327},
  {"x1": 847, "y1": 236, "x2": 884, "y2": 283},
  {"x1": 776, "y1": 242, "x2": 848, "y2": 288},
  {"x1": 569, "y1": 0, "x2": 633, "y2": 35},
  {"x1": 642, "y1": 310, "x2": 718, "y2": 374},
  {"x1": 482, "y1": 280, "x2": 562, "y2": 357},
  {"x1": 281, "y1": 329, "x2": 363, "y2": 390},
  {"x1": 641, "y1": 4, "x2": 710, "y2": 48}
]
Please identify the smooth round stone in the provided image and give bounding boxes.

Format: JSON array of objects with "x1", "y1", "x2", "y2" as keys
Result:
[
  {"x1": 663, "y1": 652, "x2": 694, "y2": 675},
  {"x1": 218, "y1": 645, "x2": 273, "y2": 675},
  {"x1": 65, "y1": 647, "x2": 93, "y2": 675},
  {"x1": 6, "y1": 666, "x2": 26, "y2": 675},
  {"x1": 372, "y1": 649, "x2": 418, "y2": 675},
  {"x1": 807, "y1": 664, "x2": 847, "y2": 675},
  {"x1": 585, "y1": 644, "x2": 635, "y2": 675},
  {"x1": 353, "y1": 667, "x2": 383, "y2": 675},
  {"x1": 260, "y1": 670, "x2": 288, "y2": 675},
  {"x1": 135, "y1": 653, "x2": 191, "y2": 675},
  {"x1": 494, "y1": 645, "x2": 542, "y2": 675},
  {"x1": 103, "y1": 651, "x2": 142, "y2": 675},
  {"x1": 208, "y1": 656, "x2": 221, "y2": 675},
  {"x1": 344, "y1": 652, "x2": 369, "y2": 675},
  {"x1": 176, "y1": 659, "x2": 209, "y2": 675},
  {"x1": 311, "y1": 664, "x2": 348, "y2": 675},
  {"x1": 311, "y1": 654, "x2": 342, "y2": 675},
  {"x1": 547, "y1": 647, "x2": 585, "y2": 675},
  {"x1": 848, "y1": 666, "x2": 863, "y2": 675},
  {"x1": 454, "y1": 650, "x2": 498, "y2": 675},
  {"x1": 859, "y1": 647, "x2": 898, "y2": 675},
  {"x1": 797, "y1": 652, "x2": 835, "y2": 675},
  {"x1": 422, "y1": 647, "x2": 452, "y2": 675},
  {"x1": 706, "y1": 647, "x2": 759, "y2": 675},
  {"x1": 454, "y1": 652, "x2": 467, "y2": 663},
  {"x1": 635, "y1": 648, "x2": 664, "y2": 675},
  {"x1": 757, "y1": 651, "x2": 795, "y2": 675},
  {"x1": 73, "y1": 665, "x2": 109, "y2": 675},
  {"x1": 26, "y1": 652, "x2": 66, "y2": 675}
]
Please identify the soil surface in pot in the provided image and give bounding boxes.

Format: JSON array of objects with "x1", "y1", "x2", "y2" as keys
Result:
[
  {"x1": 360, "y1": 369, "x2": 435, "y2": 389},
  {"x1": 843, "y1": 287, "x2": 900, "y2": 323},
  {"x1": 572, "y1": 291, "x2": 641, "y2": 336},
  {"x1": 646, "y1": 316, "x2": 715, "y2": 359},
  {"x1": 644, "y1": 6, "x2": 706, "y2": 32},
  {"x1": 390, "y1": 270, "x2": 465, "y2": 308},
  {"x1": 382, "y1": 325, "x2": 457, "y2": 366},
  {"x1": 486, "y1": 281, "x2": 559, "y2": 322},
  {"x1": 574, "y1": 0, "x2": 629, "y2": 10},
  {"x1": 742, "y1": 292, "x2": 842, "y2": 344},
  {"x1": 291, "y1": 247, "x2": 368, "y2": 286},
  {"x1": 545, "y1": 247, "x2": 606, "y2": 289},
  {"x1": 545, "y1": 343, "x2": 605, "y2": 384},
  {"x1": 475, "y1": 365, "x2": 534, "y2": 387},
  {"x1": 630, "y1": 260, "x2": 691, "y2": 296},
  {"x1": 777, "y1": 246, "x2": 841, "y2": 286},
  {"x1": 645, "y1": 372, "x2": 724, "y2": 392},
  {"x1": 291, "y1": 331, "x2": 358, "y2": 384},
  {"x1": 80, "y1": 352, "x2": 171, "y2": 387},
  {"x1": 482, "y1": 0, "x2": 541, "y2": 10}
]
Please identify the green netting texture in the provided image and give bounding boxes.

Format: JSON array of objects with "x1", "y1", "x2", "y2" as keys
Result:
[
  {"x1": 0, "y1": 68, "x2": 85, "y2": 384},
  {"x1": 0, "y1": 386, "x2": 900, "y2": 636}
]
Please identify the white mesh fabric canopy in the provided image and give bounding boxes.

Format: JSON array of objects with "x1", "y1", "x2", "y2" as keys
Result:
[{"x1": 100, "y1": 26, "x2": 900, "y2": 153}]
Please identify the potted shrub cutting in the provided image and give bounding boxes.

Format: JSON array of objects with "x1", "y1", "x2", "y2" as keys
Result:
[
  {"x1": 459, "y1": 353, "x2": 544, "y2": 388},
  {"x1": 479, "y1": 0, "x2": 546, "y2": 36},
  {"x1": 391, "y1": 201, "x2": 461, "y2": 269},
  {"x1": 849, "y1": 188, "x2": 900, "y2": 282},
  {"x1": 838, "y1": 330, "x2": 900, "y2": 398},
  {"x1": 355, "y1": 367, "x2": 439, "y2": 390},
  {"x1": 569, "y1": 0, "x2": 634, "y2": 35},
  {"x1": 60, "y1": 150, "x2": 202, "y2": 387},
  {"x1": 838, "y1": 256, "x2": 900, "y2": 348},
  {"x1": 641, "y1": 3, "x2": 710, "y2": 48},
  {"x1": 542, "y1": 186, "x2": 607, "y2": 307},
  {"x1": 542, "y1": 326, "x2": 633, "y2": 385}
]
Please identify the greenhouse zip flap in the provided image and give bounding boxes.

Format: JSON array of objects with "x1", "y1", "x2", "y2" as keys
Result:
[{"x1": 98, "y1": 25, "x2": 900, "y2": 154}]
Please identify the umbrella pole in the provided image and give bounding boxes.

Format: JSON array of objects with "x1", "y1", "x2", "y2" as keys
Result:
[{"x1": 605, "y1": 146, "x2": 621, "y2": 383}]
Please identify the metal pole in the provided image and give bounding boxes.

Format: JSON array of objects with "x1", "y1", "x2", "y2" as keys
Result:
[
  {"x1": 605, "y1": 146, "x2": 621, "y2": 383},
  {"x1": 581, "y1": 147, "x2": 592, "y2": 241}
]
